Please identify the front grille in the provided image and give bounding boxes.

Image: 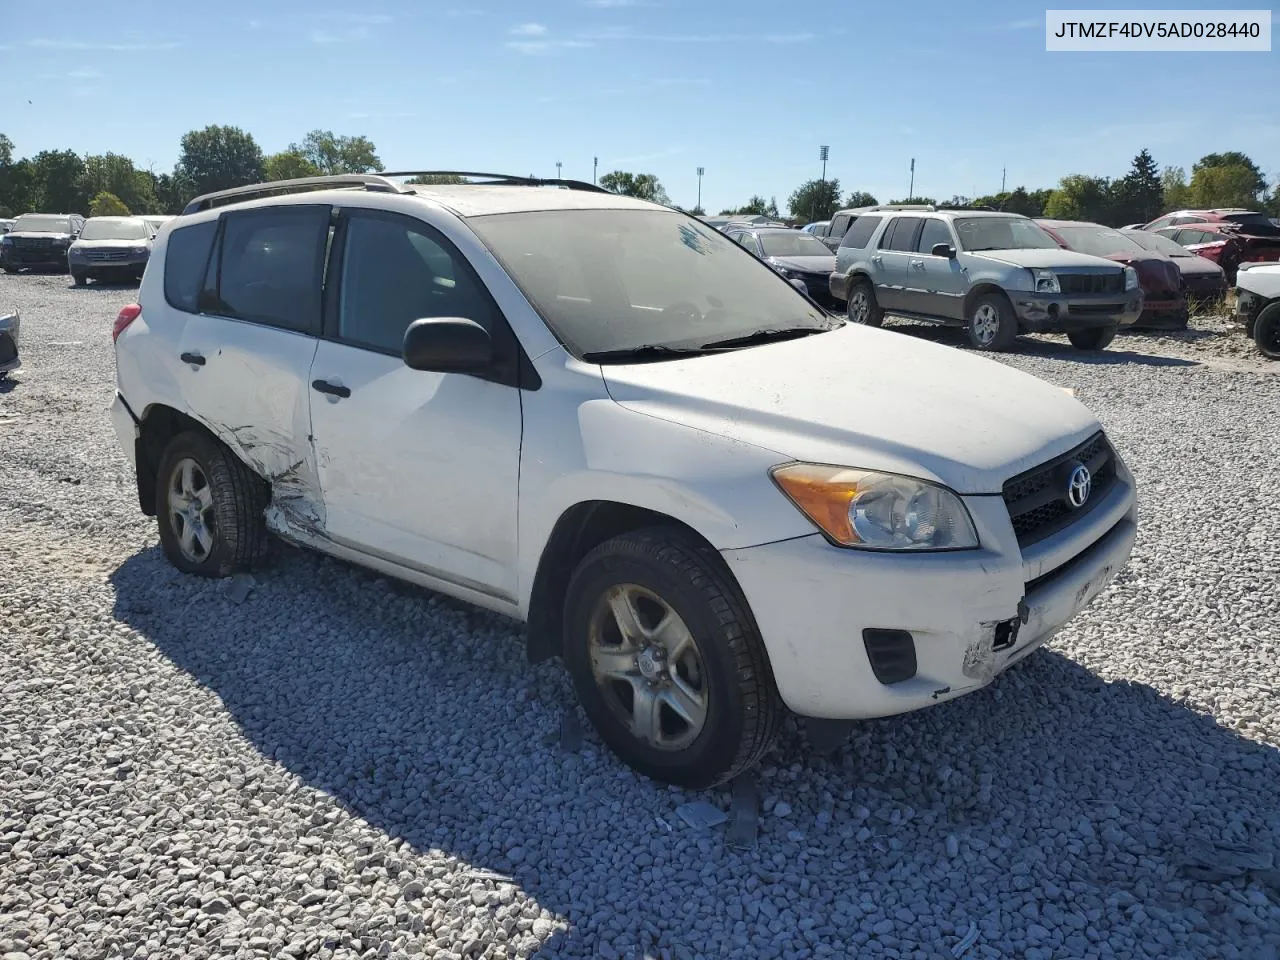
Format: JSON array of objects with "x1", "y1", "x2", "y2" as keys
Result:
[
  {"x1": 1003, "y1": 431, "x2": 1117, "y2": 547},
  {"x1": 85, "y1": 249, "x2": 131, "y2": 262},
  {"x1": 13, "y1": 237, "x2": 55, "y2": 251},
  {"x1": 1058, "y1": 271, "x2": 1124, "y2": 295}
]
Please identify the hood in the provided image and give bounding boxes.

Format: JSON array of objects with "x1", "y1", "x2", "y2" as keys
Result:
[
  {"x1": 600, "y1": 323, "x2": 1098, "y2": 495},
  {"x1": 71, "y1": 237, "x2": 152, "y2": 249},
  {"x1": 1100, "y1": 252, "x2": 1181, "y2": 294},
  {"x1": 767, "y1": 254, "x2": 836, "y2": 273},
  {"x1": 977, "y1": 248, "x2": 1122, "y2": 271},
  {"x1": 1171, "y1": 255, "x2": 1223, "y2": 278},
  {"x1": 5, "y1": 231, "x2": 73, "y2": 241},
  {"x1": 1237, "y1": 262, "x2": 1280, "y2": 297}
]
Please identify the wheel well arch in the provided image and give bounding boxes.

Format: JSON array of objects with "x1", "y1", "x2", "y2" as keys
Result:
[
  {"x1": 963, "y1": 282, "x2": 1011, "y2": 317},
  {"x1": 133, "y1": 404, "x2": 218, "y2": 516},
  {"x1": 524, "y1": 500, "x2": 740, "y2": 664}
]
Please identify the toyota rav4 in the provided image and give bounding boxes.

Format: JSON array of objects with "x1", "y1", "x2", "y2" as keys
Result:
[{"x1": 110, "y1": 173, "x2": 1138, "y2": 787}]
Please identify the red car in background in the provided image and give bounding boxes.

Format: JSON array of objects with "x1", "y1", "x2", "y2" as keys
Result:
[
  {"x1": 1141, "y1": 208, "x2": 1280, "y2": 234},
  {"x1": 1121, "y1": 229, "x2": 1228, "y2": 302},
  {"x1": 1037, "y1": 219, "x2": 1187, "y2": 328},
  {"x1": 1151, "y1": 223, "x2": 1280, "y2": 283}
]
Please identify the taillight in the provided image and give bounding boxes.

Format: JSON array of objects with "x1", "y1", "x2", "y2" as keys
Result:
[{"x1": 113, "y1": 303, "x2": 141, "y2": 342}]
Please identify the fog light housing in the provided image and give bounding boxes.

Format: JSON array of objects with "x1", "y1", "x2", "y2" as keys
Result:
[{"x1": 862, "y1": 629, "x2": 917, "y2": 684}]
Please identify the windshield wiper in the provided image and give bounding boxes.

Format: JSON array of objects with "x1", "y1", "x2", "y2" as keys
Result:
[
  {"x1": 699, "y1": 325, "x2": 834, "y2": 350},
  {"x1": 581, "y1": 344, "x2": 715, "y2": 363}
]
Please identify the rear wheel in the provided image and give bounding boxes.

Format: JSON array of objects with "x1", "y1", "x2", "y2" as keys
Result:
[
  {"x1": 846, "y1": 280, "x2": 884, "y2": 327},
  {"x1": 562, "y1": 527, "x2": 783, "y2": 788},
  {"x1": 966, "y1": 293, "x2": 1018, "y2": 351},
  {"x1": 156, "y1": 430, "x2": 271, "y2": 577},
  {"x1": 1067, "y1": 325, "x2": 1118, "y2": 351},
  {"x1": 1254, "y1": 302, "x2": 1280, "y2": 360}
]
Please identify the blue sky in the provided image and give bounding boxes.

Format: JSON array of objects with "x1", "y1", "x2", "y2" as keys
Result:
[{"x1": 2, "y1": 1, "x2": 1277, "y2": 214}]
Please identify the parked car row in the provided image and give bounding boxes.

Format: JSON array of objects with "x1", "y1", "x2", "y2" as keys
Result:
[{"x1": 0, "y1": 213, "x2": 171, "y2": 284}]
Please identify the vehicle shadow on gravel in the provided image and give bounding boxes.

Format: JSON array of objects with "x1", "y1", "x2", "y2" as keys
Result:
[
  {"x1": 108, "y1": 544, "x2": 1280, "y2": 956},
  {"x1": 884, "y1": 319, "x2": 1202, "y2": 368}
]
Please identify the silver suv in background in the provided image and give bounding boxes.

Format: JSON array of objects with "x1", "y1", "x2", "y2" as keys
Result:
[
  {"x1": 829, "y1": 209, "x2": 1143, "y2": 351},
  {"x1": 68, "y1": 216, "x2": 157, "y2": 285}
]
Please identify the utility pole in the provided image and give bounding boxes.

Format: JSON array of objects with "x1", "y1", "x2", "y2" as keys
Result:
[
  {"x1": 1001, "y1": 166, "x2": 1006, "y2": 194},
  {"x1": 593, "y1": 156, "x2": 598, "y2": 184},
  {"x1": 909, "y1": 158, "x2": 915, "y2": 201},
  {"x1": 556, "y1": 161, "x2": 562, "y2": 181},
  {"x1": 816, "y1": 145, "x2": 830, "y2": 223},
  {"x1": 696, "y1": 167, "x2": 704, "y2": 213}
]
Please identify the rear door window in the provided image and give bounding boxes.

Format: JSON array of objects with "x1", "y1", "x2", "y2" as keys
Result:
[
  {"x1": 203, "y1": 205, "x2": 330, "y2": 334},
  {"x1": 883, "y1": 217, "x2": 924, "y2": 251},
  {"x1": 163, "y1": 220, "x2": 218, "y2": 314},
  {"x1": 829, "y1": 214, "x2": 850, "y2": 239},
  {"x1": 840, "y1": 215, "x2": 880, "y2": 248}
]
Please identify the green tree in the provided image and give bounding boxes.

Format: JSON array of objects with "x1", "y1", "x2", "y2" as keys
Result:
[
  {"x1": 0, "y1": 134, "x2": 12, "y2": 167},
  {"x1": 289, "y1": 130, "x2": 382, "y2": 175},
  {"x1": 788, "y1": 178, "x2": 841, "y2": 221},
  {"x1": 599, "y1": 170, "x2": 669, "y2": 204},
  {"x1": 972, "y1": 187, "x2": 1050, "y2": 217},
  {"x1": 887, "y1": 196, "x2": 937, "y2": 206},
  {"x1": 404, "y1": 174, "x2": 467, "y2": 185},
  {"x1": 1190, "y1": 164, "x2": 1265, "y2": 210},
  {"x1": 176, "y1": 125, "x2": 265, "y2": 198},
  {"x1": 148, "y1": 171, "x2": 189, "y2": 214},
  {"x1": 1192, "y1": 152, "x2": 1266, "y2": 198},
  {"x1": 1110, "y1": 149, "x2": 1163, "y2": 225},
  {"x1": 842, "y1": 190, "x2": 878, "y2": 209},
  {"x1": 80, "y1": 153, "x2": 158, "y2": 214},
  {"x1": 1042, "y1": 175, "x2": 1111, "y2": 222},
  {"x1": 687, "y1": 205, "x2": 706, "y2": 216},
  {"x1": 0, "y1": 135, "x2": 36, "y2": 216},
  {"x1": 89, "y1": 191, "x2": 131, "y2": 217},
  {"x1": 32, "y1": 150, "x2": 89, "y2": 213},
  {"x1": 264, "y1": 149, "x2": 322, "y2": 181},
  {"x1": 726, "y1": 195, "x2": 772, "y2": 216},
  {"x1": 1160, "y1": 166, "x2": 1191, "y2": 211}
]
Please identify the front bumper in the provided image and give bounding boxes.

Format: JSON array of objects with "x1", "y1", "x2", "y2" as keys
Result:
[
  {"x1": 0, "y1": 312, "x2": 19, "y2": 374},
  {"x1": 70, "y1": 251, "x2": 151, "y2": 274},
  {"x1": 1011, "y1": 290, "x2": 1143, "y2": 332},
  {"x1": 723, "y1": 473, "x2": 1137, "y2": 720},
  {"x1": 1, "y1": 246, "x2": 70, "y2": 268},
  {"x1": 1235, "y1": 288, "x2": 1265, "y2": 333},
  {"x1": 1134, "y1": 296, "x2": 1189, "y2": 329}
]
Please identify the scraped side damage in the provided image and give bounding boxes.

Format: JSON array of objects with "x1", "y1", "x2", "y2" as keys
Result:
[{"x1": 222, "y1": 423, "x2": 327, "y2": 541}]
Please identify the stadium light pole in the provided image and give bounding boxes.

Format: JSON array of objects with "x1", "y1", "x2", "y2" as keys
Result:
[
  {"x1": 556, "y1": 161, "x2": 562, "y2": 181},
  {"x1": 815, "y1": 145, "x2": 830, "y2": 223},
  {"x1": 696, "y1": 167, "x2": 704, "y2": 212}
]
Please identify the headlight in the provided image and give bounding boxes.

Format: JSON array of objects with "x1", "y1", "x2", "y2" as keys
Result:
[
  {"x1": 1124, "y1": 266, "x2": 1139, "y2": 291},
  {"x1": 132, "y1": 246, "x2": 149, "y2": 254},
  {"x1": 0, "y1": 236, "x2": 11, "y2": 246},
  {"x1": 68, "y1": 246, "x2": 83, "y2": 257},
  {"x1": 1031, "y1": 268, "x2": 1060, "y2": 294},
  {"x1": 771, "y1": 463, "x2": 979, "y2": 550},
  {"x1": 772, "y1": 263, "x2": 796, "y2": 278}
]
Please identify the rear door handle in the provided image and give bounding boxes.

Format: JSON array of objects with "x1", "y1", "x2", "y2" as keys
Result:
[
  {"x1": 179, "y1": 352, "x2": 205, "y2": 366},
  {"x1": 910, "y1": 259, "x2": 925, "y2": 269},
  {"x1": 311, "y1": 379, "x2": 351, "y2": 398}
]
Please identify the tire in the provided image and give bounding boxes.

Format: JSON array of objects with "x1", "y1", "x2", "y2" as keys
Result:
[
  {"x1": 71, "y1": 271, "x2": 87, "y2": 287},
  {"x1": 562, "y1": 526, "x2": 783, "y2": 788},
  {"x1": 966, "y1": 292, "x2": 1018, "y2": 351},
  {"x1": 1254, "y1": 302, "x2": 1280, "y2": 360},
  {"x1": 1, "y1": 266, "x2": 14, "y2": 275},
  {"x1": 846, "y1": 279, "x2": 884, "y2": 327},
  {"x1": 1067, "y1": 325, "x2": 1118, "y2": 351},
  {"x1": 155, "y1": 430, "x2": 271, "y2": 577}
]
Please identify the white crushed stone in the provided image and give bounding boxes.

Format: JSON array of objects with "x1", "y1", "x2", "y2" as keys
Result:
[{"x1": 2, "y1": 273, "x2": 1278, "y2": 960}]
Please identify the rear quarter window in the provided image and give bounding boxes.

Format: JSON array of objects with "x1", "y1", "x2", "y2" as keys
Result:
[
  {"x1": 840, "y1": 216, "x2": 881, "y2": 249},
  {"x1": 163, "y1": 220, "x2": 218, "y2": 314}
]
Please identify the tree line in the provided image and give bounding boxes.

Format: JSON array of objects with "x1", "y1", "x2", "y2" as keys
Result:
[{"x1": 0, "y1": 128, "x2": 1273, "y2": 230}]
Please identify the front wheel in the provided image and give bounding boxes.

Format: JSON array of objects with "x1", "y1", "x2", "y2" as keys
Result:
[
  {"x1": 156, "y1": 430, "x2": 271, "y2": 577},
  {"x1": 846, "y1": 280, "x2": 884, "y2": 327},
  {"x1": 1067, "y1": 324, "x2": 1118, "y2": 351},
  {"x1": 1254, "y1": 302, "x2": 1280, "y2": 360},
  {"x1": 71, "y1": 271, "x2": 87, "y2": 287},
  {"x1": 966, "y1": 293, "x2": 1018, "y2": 351},
  {"x1": 562, "y1": 527, "x2": 783, "y2": 788}
]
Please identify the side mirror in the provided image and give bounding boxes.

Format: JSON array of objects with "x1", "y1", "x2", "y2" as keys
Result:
[
  {"x1": 402, "y1": 317, "x2": 492, "y2": 372},
  {"x1": 932, "y1": 243, "x2": 957, "y2": 259}
]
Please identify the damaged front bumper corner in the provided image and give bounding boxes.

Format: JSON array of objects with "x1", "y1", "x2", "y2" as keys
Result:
[{"x1": 0, "y1": 312, "x2": 20, "y2": 376}]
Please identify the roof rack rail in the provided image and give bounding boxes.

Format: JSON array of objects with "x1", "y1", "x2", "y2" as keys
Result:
[
  {"x1": 182, "y1": 173, "x2": 405, "y2": 215},
  {"x1": 386, "y1": 171, "x2": 612, "y2": 194},
  {"x1": 853, "y1": 203, "x2": 938, "y2": 213}
]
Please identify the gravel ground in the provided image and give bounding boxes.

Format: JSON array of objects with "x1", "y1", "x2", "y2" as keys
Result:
[{"x1": 2, "y1": 271, "x2": 1279, "y2": 960}]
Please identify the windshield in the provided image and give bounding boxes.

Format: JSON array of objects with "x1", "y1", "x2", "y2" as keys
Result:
[
  {"x1": 954, "y1": 217, "x2": 1059, "y2": 252},
  {"x1": 1052, "y1": 225, "x2": 1146, "y2": 258},
  {"x1": 1124, "y1": 231, "x2": 1191, "y2": 257},
  {"x1": 759, "y1": 233, "x2": 831, "y2": 257},
  {"x1": 13, "y1": 214, "x2": 71, "y2": 234},
  {"x1": 80, "y1": 218, "x2": 150, "y2": 241},
  {"x1": 468, "y1": 209, "x2": 830, "y2": 356}
]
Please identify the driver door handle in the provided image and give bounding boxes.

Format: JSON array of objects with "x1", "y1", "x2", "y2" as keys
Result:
[
  {"x1": 179, "y1": 352, "x2": 205, "y2": 366},
  {"x1": 311, "y1": 379, "x2": 351, "y2": 398},
  {"x1": 871, "y1": 255, "x2": 883, "y2": 265},
  {"x1": 910, "y1": 259, "x2": 925, "y2": 269}
]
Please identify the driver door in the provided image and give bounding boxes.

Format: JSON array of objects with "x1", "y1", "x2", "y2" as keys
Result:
[{"x1": 306, "y1": 209, "x2": 523, "y2": 602}]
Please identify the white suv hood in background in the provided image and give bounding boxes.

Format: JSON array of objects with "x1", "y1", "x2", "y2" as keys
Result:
[{"x1": 600, "y1": 323, "x2": 1099, "y2": 494}]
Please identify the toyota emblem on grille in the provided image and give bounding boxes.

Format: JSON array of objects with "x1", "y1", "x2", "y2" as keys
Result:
[{"x1": 1067, "y1": 464, "x2": 1092, "y2": 509}]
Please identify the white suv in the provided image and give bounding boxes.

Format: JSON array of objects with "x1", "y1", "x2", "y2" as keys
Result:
[{"x1": 111, "y1": 173, "x2": 1138, "y2": 787}]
